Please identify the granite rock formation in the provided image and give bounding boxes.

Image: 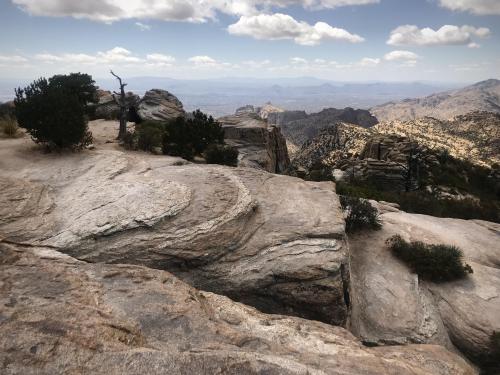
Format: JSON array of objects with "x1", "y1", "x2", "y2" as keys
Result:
[
  {"x1": 349, "y1": 205, "x2": 500, "y2": 369},
  {"x1": 137, "y1": 89, "x2": 185, "y2": 121},
  {"x1": 0, "y1": 242, "x2": 476, "y2": 375},
  {"x1": 219, "y1": 111, "x2": 290, "y2": 173},
  {"x1": 0, "y1": 138, "x2": 342, "y2": 325}
]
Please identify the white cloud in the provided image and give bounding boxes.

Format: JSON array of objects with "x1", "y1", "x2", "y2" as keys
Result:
[
  {"x1": 358, "y1": 57, "x2": 380, "y2": 67},
  {"x1": 97, "y1": 47, "x2": 143, "y2": 63},
  {"x1": 290, "y1": 57, "x2": 308, "y2": 64},
  {"x1": 188, "y1": 55, "x2": 217, "y2": 65},
  {"x1": 468, "y1": 42, "x2": 481, "y2": 48},
  {"x1": 33, "y1": 47, "x2": 144, "y2": 65},
  {"x1": 135, "y1": 22, "x2": 151, "y2": 31},
  {"x1": 384, "y1": 50, "x2": 420, "y2": 61},
  {"x1": 384, "y1": 50, "x2": 420, "y2": 67},
  {"x1": 228, "y1": 13, "x2": 364, "y2": 45},
  {"x1": 12, "y1": 0, "x2": 380, "y2": 23},
  {"x1": 146, "y1": 54, "x2": 175, "y2": 64},
  {"x1": 387, "y1": 24, "x2": 490, "y2": 46},
  {"x1": 0, "y1": 55, "x2": 29, "y2": 63},
  {"x1": 438, "y1": 0, "x2": 500, "y2": 15}
]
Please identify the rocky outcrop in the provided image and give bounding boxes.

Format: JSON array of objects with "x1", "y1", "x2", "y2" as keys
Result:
[
  {"x1": 93, "y1": 90, "x2": 140, "y2": 120},
  {"x1": 219, "y1": 112, "x2": 290, "y2": 173},
  {"x1": 268, "y1": 107, "x2": 378, "y2": 147},
  {"x1": 375, "y1": 111, "x2": 500, "y2": 167},
  {"x1": 0, "y1": 242, "x2": 476, "y2": 375},
  {"x1": 349, "y1": 206, "x2": 500, "y2": 369},
  {"x1": 138, "y1": 89, "x2": 185, "y2": 121},
  {"x1": 291, "y1": 123, "x2": 371, "y2": 170},
  {"x1": 0, "y1": 142, "x2": 342, "y2": 325}
]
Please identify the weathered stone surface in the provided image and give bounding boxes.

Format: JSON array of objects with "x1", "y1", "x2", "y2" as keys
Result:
[
  {"x1": 138, "y1": 89, "x2": 185, "y2": 121},
  {"x1": 219, "y1": 112, "x2": 290, "y2": 173},
  {"x1": 0, "y1": 243, "x2": 476, "y2": 375},
  {"x1": 0, "y1": 140, "x2": 344, "y2": 325},
  {"x1": 349, "y1": 208, "x2": 500, "y2": 368}
]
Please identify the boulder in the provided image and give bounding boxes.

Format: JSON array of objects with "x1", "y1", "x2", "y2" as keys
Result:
[
  {"x1": 0, "y1": 242, "x2": 476, "y2": 375},
  {"x1": 138, "y1": 89, "x2": 185, "y2": 121},
  {"x1": 219, "y1": 112, "x2": 290, "y2": 173},
  {"x1": 349, "y1": 208, "x2": 500, "y2": 369},
  {"x1": 0, "y1": 144, "x2": 344, "y2": 326}
]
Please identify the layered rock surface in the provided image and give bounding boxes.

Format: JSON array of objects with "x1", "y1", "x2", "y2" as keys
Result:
[
  {"x1": 349, "y1": 206, "x2": 500, "y2": 367},
  {"x1": 219, "y1": 111, "x2": 290, "y2": 173},
  {"x1": 0, "y1": 137, "x2": 342, "y2": 325},
  {"x1": 0, "y1": 242, "x2": 477, "y2": 375},
  {"x1": 138, "y1": 89, "x2": 185, "y2": 121}
]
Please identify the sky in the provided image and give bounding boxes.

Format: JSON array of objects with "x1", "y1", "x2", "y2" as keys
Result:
[{"x1": 0, "y1": 0, "x2": 499, "y2": 82}]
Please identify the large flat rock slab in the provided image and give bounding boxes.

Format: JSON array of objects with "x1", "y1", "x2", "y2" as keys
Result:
[
  {"x1": 0, "y1": 243, "x2": 476, "y2": 375},
  {"x1": 0, "y1": 142, "x2": 347, "y2": 325},
  {"x1": 349, "y1": 207, "x2": 500, "y2": 368}
]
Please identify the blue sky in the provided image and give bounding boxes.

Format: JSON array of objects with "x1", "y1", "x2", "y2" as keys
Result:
[{"x1": 0, "y1": 0, "x2": 499, "y2": 82}]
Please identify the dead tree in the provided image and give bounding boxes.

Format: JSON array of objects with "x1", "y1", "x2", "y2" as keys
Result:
[{"x1": 110, "y1": 70, "x2": 128, "y2": 140}]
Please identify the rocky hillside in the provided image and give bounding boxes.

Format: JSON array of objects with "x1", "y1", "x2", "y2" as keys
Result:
[
  {"x1": 372, "y1": 79, "x2": 500, "y2": 121},
  {"x1": 375, "y1": 111, "x2": 500, "y2": 167},
  {"x1": 1, "y1": 122, "x2": 499, "y2": 373},
  {"x1": 268, "y1": 107, "x2": 378, "y2": 147}
]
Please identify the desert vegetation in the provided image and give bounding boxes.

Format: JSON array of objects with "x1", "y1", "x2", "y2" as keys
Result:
[
  {"x1": 340, "y1": 195, "x2": 382, "y2": 233},
  {"x1": 0, "y1": 115, "x2": 19, "y2": 137},
  {"x1": 386, "y1": 235, "x2": 473, "y2": 282},
  {"x1": 125, "y1": 109, "x2": 238, "y2": 166},
  {"x1": 14, "y1": 73, "x2": 97, "y2": 149}
]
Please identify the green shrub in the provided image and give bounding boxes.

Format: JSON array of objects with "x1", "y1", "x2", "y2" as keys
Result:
[
  {"x1": 204, "y1": 143, "x2": 239, "y2": 166},
  {"x1": 0, "y1": 116, "x2": 19, "y2": 137},
  {"x1": 162, "y1": 110, "x2": 224, "y2": 160},
  {"x1": 336, "y1": 181, "x2": 499, "y2": 223},
  {"x1": 387, "y1": 235, "x2": 473, "y2": 282},
  {"x1": 188, "y1": 109, "x2": 224, "y2": 154},
  {"x1": 136, "y1": 121, "x2": 164, "y2": 152},
  {"x1": 14, "y1": 74, "x2": 97, "y2": 149},
  {"x1": 340, "y1": 195, "x2": 382, "y2": 233}
]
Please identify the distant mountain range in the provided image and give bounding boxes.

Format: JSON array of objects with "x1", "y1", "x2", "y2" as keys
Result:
[
  {"x1": 371, "y1": 79, "x2": 500, "y2": 121},
  {"x1": 0, "y1": 77, "x2": 461, "y2": 117}
]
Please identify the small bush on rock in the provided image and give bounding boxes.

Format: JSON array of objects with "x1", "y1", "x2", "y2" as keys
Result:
[
  {"x1": 386, "y1": 235, "x2": 473, "y2": 282},
  {"x1": 340, "y1": 195, "x2": 382, "y2": 233},
  {"x1": 204, "y1": 144, "x2": 239, "y2": 166},
  {"x1": 137, "y1": 121, "x2": 164, "y2": 152},
  {"x1": 14, "y1": 73, "x2": 97, "y2": 149}
]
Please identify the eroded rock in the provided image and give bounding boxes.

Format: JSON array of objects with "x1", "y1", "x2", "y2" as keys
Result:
[
  {"x1": 0, "y1": 145, "x2": 344, "y2": 325},
  {"x1": 138, "y1": 89, "x2": 185, "y2": 121},
  {"x1": 0, "y1": 243, "x2": 476, "y2": 375},
  {"x1": 219, "y1": 112, "x2": 290, "y2": 173},
  {"x1": 349, "y1": 209, "x2": 500, "y2": 368}
]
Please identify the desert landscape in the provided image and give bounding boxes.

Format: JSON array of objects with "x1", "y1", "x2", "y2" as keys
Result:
[{"x1": 1, "y1": 0, "x2": 500, "y2": 374}]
